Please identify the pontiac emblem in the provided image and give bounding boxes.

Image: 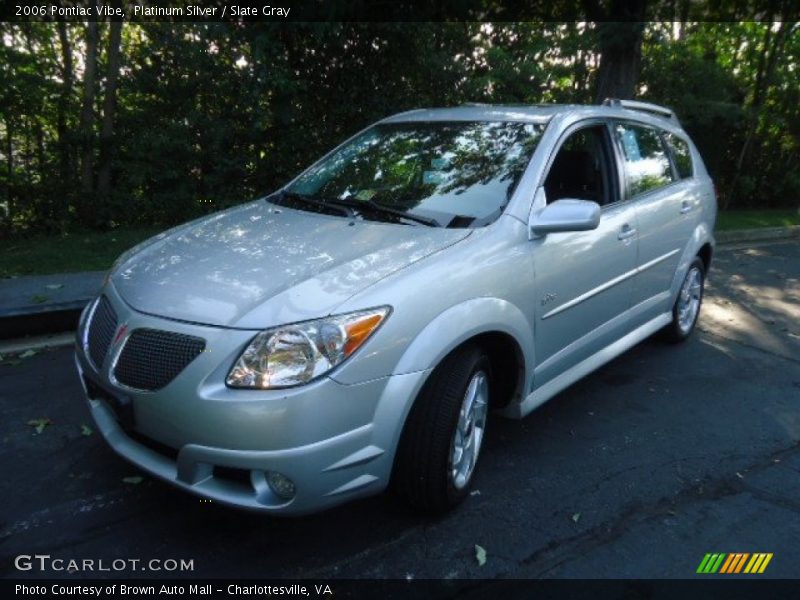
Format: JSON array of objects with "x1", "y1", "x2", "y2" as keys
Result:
[{"x1": 112, "y1": 323, "x2": 129, "y2": 346}]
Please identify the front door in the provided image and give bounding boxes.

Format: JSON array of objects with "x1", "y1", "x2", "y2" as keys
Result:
[{"x1": 531, "y1": 122, "x2": 639, "y2": 388}]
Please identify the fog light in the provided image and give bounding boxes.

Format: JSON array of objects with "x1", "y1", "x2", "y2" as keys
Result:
[{"x1": 266, "y1": 471, "x2": 296, "y2": 500}]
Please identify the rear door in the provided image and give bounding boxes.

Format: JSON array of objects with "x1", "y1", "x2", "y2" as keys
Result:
[{"x1": 610, "y1": 122, "x2": 699, "y2": 324}]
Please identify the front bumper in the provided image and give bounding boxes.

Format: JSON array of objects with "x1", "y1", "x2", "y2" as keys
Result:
[{"x1": 75, "y1": 284, "x2": 430, "y2": 515}]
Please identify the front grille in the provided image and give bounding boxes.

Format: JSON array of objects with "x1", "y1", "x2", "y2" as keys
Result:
[
  {"x1": 113, "y1": 328, "x2": 206, "y2": 391},
  {"x1": 87, "y1": 296, "x2": 118, "y2": 370}
]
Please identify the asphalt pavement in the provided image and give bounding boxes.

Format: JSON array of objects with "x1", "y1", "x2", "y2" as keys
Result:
[{"x1": 1, "y1": 240, "x2": 799, "y2": 581}]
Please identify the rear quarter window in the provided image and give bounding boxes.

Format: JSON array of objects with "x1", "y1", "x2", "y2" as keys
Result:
[{"x1": 663, "y1": 132, "x2": 694, "y2": 179}]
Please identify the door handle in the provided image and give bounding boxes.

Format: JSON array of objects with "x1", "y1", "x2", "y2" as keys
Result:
[
  {"x1": 680, "y1": 200, "x2": 693, "y2": 214},
  {"x1": 618, "y1": 224, "x2": 637, "y2": 241}
]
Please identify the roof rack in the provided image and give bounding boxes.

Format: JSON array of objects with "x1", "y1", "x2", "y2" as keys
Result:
[{"x1": 602, "y1": 98, "x2": 677, "y2": 121}]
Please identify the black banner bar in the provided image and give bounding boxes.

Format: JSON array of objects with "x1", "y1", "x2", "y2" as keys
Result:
[
  {"x1": 3, "y1": 0, "x2": 799, "y2": 23},
  {"x1": 4, "y1": 579, "x2": 800, "y2": 600}
]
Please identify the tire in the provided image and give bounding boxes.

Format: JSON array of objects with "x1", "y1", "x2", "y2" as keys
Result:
[
  {"x1": 664, "y1": 256, "x2": 705, "y2": 343},
  {"x1": 392, "y1": 344, "x2": 491, "y2": 513}
]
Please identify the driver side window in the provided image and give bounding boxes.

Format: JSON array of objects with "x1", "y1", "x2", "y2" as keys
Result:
[{"x1": 544, "y1": 125, "x2": 615, "y2": 206}]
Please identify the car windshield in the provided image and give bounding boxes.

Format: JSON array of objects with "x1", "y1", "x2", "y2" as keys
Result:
[{"x1": 282, "y1": 120, "x2": 545, "y2": 228}]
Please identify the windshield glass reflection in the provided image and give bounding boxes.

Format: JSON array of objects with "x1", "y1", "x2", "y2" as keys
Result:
[{"x1": 287, "y1": 121, "x2": 544, "y2": 227}]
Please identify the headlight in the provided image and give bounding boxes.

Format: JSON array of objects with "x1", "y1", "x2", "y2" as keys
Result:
[{"x1": 226, "y1": 307, "x2": 390, "y2": 389}]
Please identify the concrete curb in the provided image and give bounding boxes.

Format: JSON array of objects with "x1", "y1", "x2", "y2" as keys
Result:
[
  {"x1": 716, "y1": 225, "x2": 800, "y2": 245},
  {"x1": 0, "y1": 270, "x2": 102, "y2": 340},
  {"x1": 0, "y1": 332, "x2": 75, "y2": 355},
  {"x1": 0, "y1": 307, "x2": 84, "y2": 340},
  {"x1": 1, "y1": 298, "x2": 90, "y2": 318}
]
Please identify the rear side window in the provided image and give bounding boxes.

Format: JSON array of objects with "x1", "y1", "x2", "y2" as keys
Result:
[
  {"x1": 613, "y1": 123, "x2": 675, "y2": 197},
  {"x1": 663, "y1": 132, "x2": 693, "y2": 179}
]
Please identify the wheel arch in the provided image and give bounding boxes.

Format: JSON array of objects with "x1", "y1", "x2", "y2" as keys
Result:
[
  {"x1": 376, "y1": 298, "x2": 533, "y2": 481},
  {"x1": 697, "y1": 241, "x2": 713, "y2": 272},
  {"x1": 670, "y1": 223, "x2": 715, "y2": 304},
  {"x1": 392, "y1": 297, "x2": 534, "y2": 404}
]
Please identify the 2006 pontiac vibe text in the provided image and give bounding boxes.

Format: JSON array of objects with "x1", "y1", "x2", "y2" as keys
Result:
[{"x1": 75, "y1": 100, "x2": 716, "y2": 515}]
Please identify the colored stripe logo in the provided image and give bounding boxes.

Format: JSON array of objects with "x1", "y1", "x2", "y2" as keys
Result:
[{"x1": 696, "y1": 553, "x2": 773, "y2": 574}]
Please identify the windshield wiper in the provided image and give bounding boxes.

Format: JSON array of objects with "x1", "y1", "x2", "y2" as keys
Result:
[
  {"x1": 272, "y1": 190, "x2": 440, "y2": 227},
  {"x1": 330, "y1": 197, "x2": 441, "y2": 227},
  {"x1": 272, "y1": 190, "x2": 355, "y2": 219}
]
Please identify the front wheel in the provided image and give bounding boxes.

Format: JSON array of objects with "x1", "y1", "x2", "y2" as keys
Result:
[
  {"x1": 664, "y1": 256, "x2": 705, "y2": 342},
  {"x1": 392, "y1": 344, "x2": 491, "y2": 513}
]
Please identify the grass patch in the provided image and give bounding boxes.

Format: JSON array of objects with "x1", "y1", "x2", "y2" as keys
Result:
[
  {"x1": 716, "y1": 209, "x2": 800, "y2": 232},
  {"x1": 0, "y1": 228, "x2": 161, "y2": 278}
]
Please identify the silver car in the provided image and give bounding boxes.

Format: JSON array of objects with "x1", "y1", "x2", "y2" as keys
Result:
[{"x1": 75, "y1": 100, "x2": 716, "y2": 515}]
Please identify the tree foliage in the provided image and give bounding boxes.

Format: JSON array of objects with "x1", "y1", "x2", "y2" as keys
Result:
[{"x1": 1, "y1": 20, "x2": 798, "y2": 237}]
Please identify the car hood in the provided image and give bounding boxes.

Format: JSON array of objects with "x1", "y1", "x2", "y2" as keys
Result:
[{"x1": 112, "y1": 200, "x2": 471, "y2": 328}]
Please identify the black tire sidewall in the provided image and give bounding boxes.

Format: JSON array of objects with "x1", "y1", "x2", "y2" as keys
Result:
[{"x1": 392, "y1": 344, "x2": 493, "y2": 513}]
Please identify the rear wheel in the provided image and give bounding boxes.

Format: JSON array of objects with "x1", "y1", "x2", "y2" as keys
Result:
[
  {"x1": 393, "y1": 344, "x2": 491, "y2": 513},
  {"x1": 664, "y1": 256, "x2": 705, "y2": 342}
]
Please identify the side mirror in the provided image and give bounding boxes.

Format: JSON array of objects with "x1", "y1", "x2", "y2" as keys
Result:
[{"x1": 529, "y1": 199, "x2": 601, "y2": 237}]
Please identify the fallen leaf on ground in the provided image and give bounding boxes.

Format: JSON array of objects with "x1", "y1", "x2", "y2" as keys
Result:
[
  {"x1": 31, "y1": 295, "x2": 49, "y2": 304},
  {"x1": 572, "y1": 512, "x2": 581, "y2": 523},
  {"x1": 122, "y1": 476, "x2": 144, "y2": 485},
  {"x1": 80, "y1": 424, "x2": 93, "y2": 436},
  {"x1": 470, "y1": 490, "x2": 481, "y2": 496},
  {"x1": 19, "y1": 349, "x2": 37, "y2": 359},
  {"x1": 475, "y1": 544, "x2": 487, "y2": 567},
  {"x1": 27, "y1": 418, "x2": 53, "y2": 434},
  {"x1": 3, "y1": 359, "x2": 21, "y2": 367},
  {"x1": 45, "y1": 283, "x2": 64, "y2": 290}
]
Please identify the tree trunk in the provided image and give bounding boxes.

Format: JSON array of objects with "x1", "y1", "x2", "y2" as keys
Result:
[
  {"x1": 587, "y1": 0, "x2": 648, "y2": 102},
  {"x1": 727, "y1": 21, "x2": 793, "y2": 209},
  {"x1": 677, "y1": 0, "x2": 690, "y2": 41},
  {"x1": 35, "y1": 120, "x2": 45, "y2": 175},
  {"x1": 3, "y1": 117, "x2": 13, "y2": 234},
  {"x1": 56, "y1": 22, "x2": 74, "y2": 228},
  {"x1": 96, "y1": 19, "x2": 123, "y2": 209},
  {"x1": 731, "y1": 28, "x2": 746, "y2": 66},
  {"x1": 79, "y1": 21, "x2": 98, "y2": 216},
  {"x1": 751, "y1": 23, "x2": 773, "y2": 109}
]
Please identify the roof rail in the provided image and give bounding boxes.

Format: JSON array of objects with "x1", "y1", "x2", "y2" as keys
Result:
[{"x1": 602, "y1": 98, "x2": 677, "y2": 121}]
